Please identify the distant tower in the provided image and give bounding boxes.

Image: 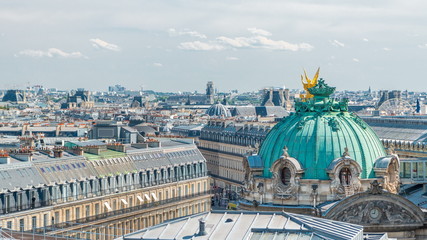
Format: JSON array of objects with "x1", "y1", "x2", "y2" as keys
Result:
[
  {"x1": 2, "y1": 90, "x2": 26, "y2": 103},
  {"x1": 261, "y1": 87, "x2": 291, "y2": 110},
  {"x1": 416, "y1": 99, "x2": 421, "y2": 113},
  {"x1": 206, "y1": 81, "x2": 214, "y2": 105}
]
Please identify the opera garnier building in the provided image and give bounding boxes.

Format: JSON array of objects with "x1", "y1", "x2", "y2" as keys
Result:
[{"x1": 241, "y1": 76, "x2": 426, "y2": 238}]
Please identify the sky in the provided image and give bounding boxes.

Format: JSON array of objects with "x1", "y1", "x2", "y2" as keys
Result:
[{"x1": 0, "y1": 0, "x2": 427, "y2": 92}]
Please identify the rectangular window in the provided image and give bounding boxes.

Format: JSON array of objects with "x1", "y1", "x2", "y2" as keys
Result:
[
  {"x1": 32, "y1": 216, "x2": 37, "y2": 229},
  {"x1": 85, "y1": 205, "x2": 90, "y2": 217},
  {"x1": 95, "y1": 203, "x2": 100, "y2": 215},
  {"x1": 75, "y1": 207, "x2": 80, "y2": 219},
  {"x1": 43, "y1": 214, "x2": 48, "y2": 228},
  {"x1": 7, "y1": 221, "x2": 12, "y2": 229},
  {"x1": 19, "y1": 219, "x2": 24, "y2": 231},
  {"x1": 55, "y1": 211, "x2": 60, "y2": 224},
  {"x1": 65, "y1": 209, "x2": 70, "y2": 222},
  {"x1": 418, "y1": 162, "x2": 424, "y2": 179}
]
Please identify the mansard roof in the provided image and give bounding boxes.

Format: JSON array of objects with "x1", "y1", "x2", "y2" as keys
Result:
[{"x1": 0, "y1": 139, "x2": 205, "y2": 192}]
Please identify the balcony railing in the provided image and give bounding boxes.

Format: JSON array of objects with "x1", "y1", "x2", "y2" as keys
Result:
[
  {"x1": 0, "y1": 172, "x2": 208, "y2": 215},
  {"x1": 27, "y1": 190, "x2": 211, "y2": 234}
]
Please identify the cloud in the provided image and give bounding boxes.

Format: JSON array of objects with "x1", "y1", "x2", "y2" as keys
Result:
[
  {"x1": 153, "y1": 63, "x2": 163, "y2": 67},
  {"x1": 418, "y1": 43, "x2": 427, "y2": 49},
  {"x1": 217, "y1": 35, "x2": 313, "y2": 51},
  {"x1": 352, "y1": 58, "x2": 360, "y2": 62},
  {"x1": 90, "y1": 38, "x2": 120, "y2": 51},
  {"x1": 178, "y1": 34, "x2": 313, "y2": 52},
  {"x1": 383, "y1": 47, "x2": 391, "y2": 51},
  {"x1": 363, "y1": 38, "x2": 369, "y2": 42},
  {"x1": 168, "y1": 28, "x2": 207, "y2": 39},
  {"x1": 178, "y1": 41, "x2": 225, "y2": 51},
  {"x1": 330, "y1": 40, "x2": 345, "y2": 47},
  {"x1": 17, "y1": 48, "x2": 86, "y2": 58},
  {"x1": 226, "y1": 56, "x2": 239, "y2": 61},
  {"x1": 247, "y1": 27, "x2": 272, "y2": 36}
]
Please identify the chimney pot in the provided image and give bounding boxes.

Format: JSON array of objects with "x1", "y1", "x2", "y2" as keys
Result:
[{"x1": 198, "y1": 218, "x2": 207, "y2": 236}]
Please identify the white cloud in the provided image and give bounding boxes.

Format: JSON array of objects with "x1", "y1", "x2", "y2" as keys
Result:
[
  {"x1": 178, "y1": 34, "x2": 313, "y2": 52},
  {"x1": 217, "y1": 35, "x2": 313, "y2": 51},
  {"x1": 418, "y1": 43, "x2": 427, "y2": 49},
  {"x1": 383, "y1": 47, "x2": 391, "y2": 51},
  {"x1": 352, "y1": 58, "x2": 360, "y2": 62},
  {"x1": 90, "y1": 38, "x2": 120, "y2": 51},
  {"x1": 330, "y1": 40, "x2": 345, "y2": 47},
  {"x1": 168, "y1": 28, "x2": 207, "y2": 39},
  {"x1": 17, "y1": 48, "x2": 85, "y2": 58},
  {"x1": 226, "y1": 56, "x2": 239, "y2": 61},
  {"x1": 153, "y1": 63, "x2": 163, "y2": 67},
  {"x1": 247, "y1": 27, "x2": 272, "y2": 36},
  {"x1": 178, "y1": 41, "x2": 225, "y2": 51},
  {"x1": 363, "y1": 38, "x2": 369, "y2": 42}
]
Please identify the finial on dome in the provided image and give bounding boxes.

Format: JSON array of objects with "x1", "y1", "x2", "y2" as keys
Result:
[
  {"x1": 342, "y1": 147, "x2": 349, "y2": 158},
  {"x1": 300, "y1": 68, "x2": 320, "y2": 100},
  {"x1": 307, "y1": 79, "x2": 336, "y2": 97},
  {"x1": 282, "y1": 146, "x2": 289, "y2": 158}
]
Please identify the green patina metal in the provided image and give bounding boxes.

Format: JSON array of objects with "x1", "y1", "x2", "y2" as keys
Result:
[
  {"x1": 83, "y1": 150, "x2": 126, "y2": 161},
  {"x1": 260, "y1": 79, "x2": 386, "y2": 179}
]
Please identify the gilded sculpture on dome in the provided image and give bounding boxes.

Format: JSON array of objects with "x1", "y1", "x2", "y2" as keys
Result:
[{"x1": 300, "y1": 68, "x2": 320, "y2": 100}]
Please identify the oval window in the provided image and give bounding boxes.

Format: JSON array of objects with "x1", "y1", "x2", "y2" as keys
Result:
[{"x1": 280, "y1": 167, "x2": 291, "y2": 185}]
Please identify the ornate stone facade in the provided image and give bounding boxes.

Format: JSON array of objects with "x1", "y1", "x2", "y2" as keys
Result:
[
  {"x1": 326, "y1": 181, "x2": 424, "y2": 232},
  {"x1": 241, "y1": 79, "x2": 400, "y2": 207}
]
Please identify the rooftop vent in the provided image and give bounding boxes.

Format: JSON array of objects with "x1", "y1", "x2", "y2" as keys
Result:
[{"x1": 198, "y1": 218, "x2": 207, "y2": 236}]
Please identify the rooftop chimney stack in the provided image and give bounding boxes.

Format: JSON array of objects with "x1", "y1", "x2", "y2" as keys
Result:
[
  {"x1": 198, "y1": 218, "x2": 207, "y2": 236},
  {"x1": 53, "y1": 148, "x2": 64, "y2": 158},
  {"x1": 0, "y1": 150, "x2": 10, "y2": 164}
]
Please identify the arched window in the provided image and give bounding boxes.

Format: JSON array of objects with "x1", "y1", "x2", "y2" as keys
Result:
[
  {"x1": 339, "y1": 167, "x2": 352, "y2": 186},
  {"x1": 280, "y1": 167, "x2": 291, "y2": 185}
]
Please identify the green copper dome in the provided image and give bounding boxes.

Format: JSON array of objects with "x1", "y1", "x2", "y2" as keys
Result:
[{"x1": 259, "y1": 79, "x2": 386, "y2": 179}]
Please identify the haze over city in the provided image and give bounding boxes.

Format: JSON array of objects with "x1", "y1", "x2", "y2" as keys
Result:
[{"x1": 1, "y1": 0, "x2": 427, "y2": 92}]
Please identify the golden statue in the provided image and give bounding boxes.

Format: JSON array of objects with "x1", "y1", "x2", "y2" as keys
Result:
[{"x1": 300, "y1": 68, "x2": 320, "y2": 100}]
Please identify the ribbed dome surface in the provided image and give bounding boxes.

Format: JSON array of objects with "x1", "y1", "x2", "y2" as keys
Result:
[
  {"x1": 259, "y1": 79, "x2": 386, "y2": 179},
  {"x1": 206, "y1": 103, "x2": 231, "y2": 117}
]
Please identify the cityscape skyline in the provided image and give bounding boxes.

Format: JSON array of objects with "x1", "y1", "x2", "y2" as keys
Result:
[{"x1": 1, "y1": 0, "x2": 427, "y2": 92}]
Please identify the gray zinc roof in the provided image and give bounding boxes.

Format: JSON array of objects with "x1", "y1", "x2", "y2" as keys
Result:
[{"x1": 121, "y1": 211, "x2": 365, "y2": 240}]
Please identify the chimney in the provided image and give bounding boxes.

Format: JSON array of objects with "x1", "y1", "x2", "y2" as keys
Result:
[
  {"x1": 53, "y1": 148, "x2": 64, "y2": 158},
  {"x1": 0, "y1": 150, "x2": 10, "y2": 164},
  {"x1": 10, "y1": 149, "x2": 33, "y2": 162},
  {"x1": 198, "y1": 218, "x2": 207, "y2": 236},
  {"x1": 65, "y1": 146, "x2": 84, "y2": 156},
  {"x1": 107, "y1": 143, "x2": 126, "y2": 152}
]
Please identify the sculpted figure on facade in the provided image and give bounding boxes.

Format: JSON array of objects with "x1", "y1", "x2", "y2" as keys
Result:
[
  {"x1": 330, "y1": 176, "x2": 345, "y2": 198},
  {"x1": 383, "y1": 158, "x2": 400, "y2": 194},
  {"x1": 272, "y1": 170, "x2": 299, "y2": 200},
  {"x1": 270, "y1": 152, "x2": 303, "y2": 200},
  {"x1": 349, "y1": 167, "x2": 362, "y2": 193},
  {"x1": 328, "y1": 156, "x2": 362, "y2": 198}
]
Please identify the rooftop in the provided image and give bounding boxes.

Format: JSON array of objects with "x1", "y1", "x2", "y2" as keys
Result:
[{"x1": 120, "y1": 210, "x2": 366, "y2": 240}]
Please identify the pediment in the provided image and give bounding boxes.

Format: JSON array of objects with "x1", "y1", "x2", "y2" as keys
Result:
[{"x1": 325, "y1": 185, "x2": 424, "y2": 232}]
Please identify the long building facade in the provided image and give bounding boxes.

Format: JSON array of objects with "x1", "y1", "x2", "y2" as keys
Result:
[
  {"x1": 0, "y1": 138, "x2": 210, "y2": 239},
  {"x1": 198, "y1": 120, "x2": 273, "y2": 194}
]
